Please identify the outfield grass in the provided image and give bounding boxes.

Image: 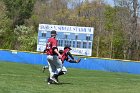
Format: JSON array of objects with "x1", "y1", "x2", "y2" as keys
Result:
[{"x1": 1, "y1": 61, "x2": 140, "y2": 93}]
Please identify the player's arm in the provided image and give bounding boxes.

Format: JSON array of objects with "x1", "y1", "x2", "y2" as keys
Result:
[
  {"x1": 52, "y1": 40, "x2": 62, "y2": 58},
  {"x1": 67, "y1": 52, "x2": 74, "y2": 60},
  {"x1": 67, "y1": 58, "x2": 81, "y2": 63},
  {"x1": 52, "y1": 47, "x2": 62, "y2": 58}
]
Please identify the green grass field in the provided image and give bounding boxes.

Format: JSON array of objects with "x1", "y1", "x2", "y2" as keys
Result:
[{"x1": 1, "y1": 61, "x2": 140, "y2": 93}]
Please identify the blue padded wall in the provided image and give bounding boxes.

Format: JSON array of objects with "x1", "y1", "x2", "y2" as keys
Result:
[
  {"x1": 0, "y1": 50, "x2": 47, "y2": 65},
  {"x1": 64, "y1": 58, "x2": 140, "y2": 74},
  {"x1": 0, "y1": 50, "x2": 140, "y2": 74}
]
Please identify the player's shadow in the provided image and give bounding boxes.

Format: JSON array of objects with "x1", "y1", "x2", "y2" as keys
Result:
[{"x1": 56, "y1": 82, "x2": 72, "y2": 85}]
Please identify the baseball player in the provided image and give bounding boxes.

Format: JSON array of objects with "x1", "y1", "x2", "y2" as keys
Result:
[
  {"x1": 44, "y1": 45, "x2": 81, "y2": 84},
  {"x1": 44, "y1": 30, "x2": 62, "y2": 84}
]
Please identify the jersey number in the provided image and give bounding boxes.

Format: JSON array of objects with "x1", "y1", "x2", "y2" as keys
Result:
[{"x1": 46, "y1": 42, "x2": 51, "y2": 49}]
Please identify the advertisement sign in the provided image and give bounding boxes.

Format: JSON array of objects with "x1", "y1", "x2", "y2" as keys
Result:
[{"x1": 37, "y1": 24, "x2": 94, "y2": 56}]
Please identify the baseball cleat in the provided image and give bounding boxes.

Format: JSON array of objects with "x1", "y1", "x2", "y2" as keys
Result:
[
  {"x1": 42, "y1": 67, "x2": 46, "y2": 73},
  {"x1": 46, "y1": 77, "x2": 53, "y2": 85},
  {"x1": 50, "y1": 77, "x2": 58, "y2": 83}
]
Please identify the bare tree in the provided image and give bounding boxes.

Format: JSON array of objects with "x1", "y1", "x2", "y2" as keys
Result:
[{"x1": 114, "y1": 0, "x2": 140, "y2": 60}]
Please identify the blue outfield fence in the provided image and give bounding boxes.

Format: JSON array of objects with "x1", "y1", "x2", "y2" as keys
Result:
[
  {"x1": 0, "y1": 50, "x2": 140, "y2": 74},
  {"x1": 0, "y1": 50, "x2": 47, "y2": 65}
]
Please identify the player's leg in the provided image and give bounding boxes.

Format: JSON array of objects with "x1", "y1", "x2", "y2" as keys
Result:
[
  {"x1": 55, "y1": 66, "x2": 67, "y2": 82},
  {"x1": 51, "y1": 55, "x2": 63, "y2": 82},
  {"x1": 42, "y1": 65, "x2": 48, "y2": 73},
  {"x1": 47, "y1": 55, "x2": 58, "y2": 84},
  {"x1": 51, "y1": 55, "x2": 63, "y2": 74},
  {"x1": 61, "y1": 66, "x2": 67, "y2": 75}
]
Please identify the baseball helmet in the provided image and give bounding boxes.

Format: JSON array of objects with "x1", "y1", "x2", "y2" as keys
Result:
[
  {"x1": 64, "y1": 45, "x2": 72, "y2": 50},
  {"x1": 51, "y1": 30, "x2": 57, "y2": 35}
]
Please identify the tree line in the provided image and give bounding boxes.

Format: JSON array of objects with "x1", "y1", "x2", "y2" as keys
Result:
[{"x1": 0, "y1": 0, "x2": 140, "y2": 61}]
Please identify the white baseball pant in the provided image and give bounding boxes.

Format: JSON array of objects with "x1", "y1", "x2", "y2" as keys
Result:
[{"x1": 47, "y1": 55, "x2": 62, "y2": 78}]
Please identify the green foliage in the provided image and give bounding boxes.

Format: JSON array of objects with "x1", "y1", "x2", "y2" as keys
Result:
[
  {"x1": 0, "y1": 1, "x2": 13, "y2": 49},
  {"x1": 104, "y1": 6, "x2": 116, "y2": 31},
  {"x1": 0, "y1": 2, "x2": 10, "y2": 35},
  {"x1": 104, "y1": 6, "x2": 125, "y2": 59},
  {"x1": 3, "y1": 0, "x2": 35, "y2": 26},
  {"x1": 14, "y1": 25, "x2": 37, "y2": 51},
  {"x1": 112, "y1": 31, "x2": 124, "y2": 58}
]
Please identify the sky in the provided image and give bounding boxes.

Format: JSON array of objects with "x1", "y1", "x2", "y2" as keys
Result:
[
  {"x1": 82, "y1": 0, "x2": 115, "y2": 6},
  {"x1": 68, "y1": 0, "x2": 115, "y2": 8},
  {"x1": 106, "y1": 0, "x2": 114, "y2": 6}
]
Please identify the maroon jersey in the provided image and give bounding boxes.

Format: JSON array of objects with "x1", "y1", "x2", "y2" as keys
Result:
[
  {"x1": 61, "y1": 48, "x2": 70, "y2": 63},
  {"x1": 45, "y1": 37, "x2": 57, "y2": 55}
]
